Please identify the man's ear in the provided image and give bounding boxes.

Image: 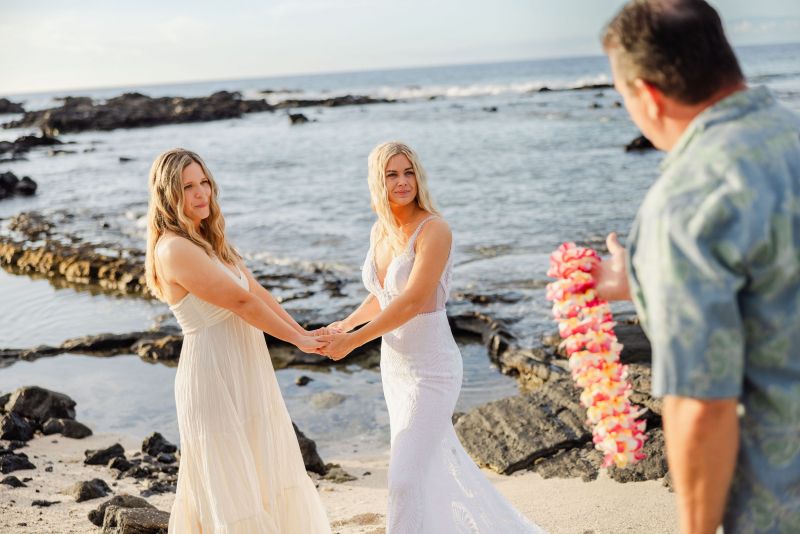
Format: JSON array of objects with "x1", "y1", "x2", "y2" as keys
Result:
[{"x1": 633, "y1": 78, "x2": 663, "y2": 121}]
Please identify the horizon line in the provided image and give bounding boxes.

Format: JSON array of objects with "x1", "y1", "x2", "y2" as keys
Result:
[{"x1": 3, "y1": 40, "x2": 799, "y2": 99}]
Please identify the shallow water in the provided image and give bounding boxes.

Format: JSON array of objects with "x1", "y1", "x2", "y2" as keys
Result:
[
  {"x1": 0, "y1": 337, "x2": 517, "y2": 458},
  {"x1": 1, "y1": 43, "x2": 798, "y2": 454}
]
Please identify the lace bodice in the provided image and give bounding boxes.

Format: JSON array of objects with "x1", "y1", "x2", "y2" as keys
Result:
[{"x1": 362, "y1": 216, "x2": 453, "y2": 312}]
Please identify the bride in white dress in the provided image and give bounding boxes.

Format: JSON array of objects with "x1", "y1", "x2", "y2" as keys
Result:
[
  {"x1": 321, "y1": 142, "x2": 545, "y2": 533},
  {"x1": 144, "y1": 148, "x2": 332, "y2": 533}
]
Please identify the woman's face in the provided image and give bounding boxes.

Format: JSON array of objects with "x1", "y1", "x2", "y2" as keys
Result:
[
  {"x1": 181, "y1": 161, "x2": 212, "y2": 226},
  {"x1": 384, "y1": 154, "x2": 417, "y2": 208}
]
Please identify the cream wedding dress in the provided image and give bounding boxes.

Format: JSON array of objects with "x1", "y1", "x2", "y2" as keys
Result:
[
  {"x1": 165, "y1": 254, "x2": 331, "y2": 534},
  {"x1": 362, "y1": 216, "x2": 546, "y2": 534}
]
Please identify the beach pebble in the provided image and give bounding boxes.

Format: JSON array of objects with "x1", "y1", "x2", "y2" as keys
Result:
[
  {"x1": 0, "y1": 451, "x2": 36, "y2": 474},
  {"x1": 107, "y1": 456, "x2": 133, "y2": 472},
  {"x1": 4, "y1": 386, "x2": 76, "y2": 424},
  {"x1": 88, "y1": 493, "x2": 155, "y2": 527},
  {"x1": 64, "y1": 478, "x2": 111, "y2": 502},
  {"x1": 101, "y1": 505, "x2": 170, "y2": 533},
  {"x1": 0, "y1": 475, "x2": 26, "y2": 488},
  {"x1": 141, "y1": 432, "x2": 177, "y2": 457},
  {"x1": 42, "y1": 417, "x2": 93, "y2": 439},
  {"x1": 0, "y1": 412, "x2": 35, "y2": 442},
  {"x1": 84, "y1": 443, "x2": 125, "y2": 465},
  {"x1": 31, "y1": 500, "x2": 59, "y2": 507}
]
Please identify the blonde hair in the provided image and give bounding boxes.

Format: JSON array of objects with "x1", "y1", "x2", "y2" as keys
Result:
[
  {"x1": 145, "y1": 148, "x2": 240, "y2": 301},
  {"x1": 367, "y1": 141, "x2": 440, "y2": 255}
]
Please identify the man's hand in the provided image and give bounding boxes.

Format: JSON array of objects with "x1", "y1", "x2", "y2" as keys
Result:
[{"x1": 592, "y1": 232, "x2": 632, "y2": 301}]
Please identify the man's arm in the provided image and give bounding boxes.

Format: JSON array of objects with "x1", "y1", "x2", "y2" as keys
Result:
[{"x1": 663, "y1": 396, "x2": 739, "y2": 534}]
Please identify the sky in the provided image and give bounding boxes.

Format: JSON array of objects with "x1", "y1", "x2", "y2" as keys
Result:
[{"x1": 2, "y1": 0, "x2": 799, "y2": 96}]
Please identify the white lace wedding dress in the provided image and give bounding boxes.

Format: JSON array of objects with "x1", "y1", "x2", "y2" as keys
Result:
[
  {"x1": 362, "y1": 216, "x2": 546, "y2": 533},
  {"x1": 166, "y1": 254, "x2": 331, "y2": 534}
]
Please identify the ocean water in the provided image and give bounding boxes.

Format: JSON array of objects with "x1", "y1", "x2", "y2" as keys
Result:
[{"x1": 1, "y1": 43, "x2": 798, "y2": 457}]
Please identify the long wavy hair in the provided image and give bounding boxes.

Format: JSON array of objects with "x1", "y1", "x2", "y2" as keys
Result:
[
  {"x1": 367, "y1": 141, "x2": 440, "y2": 255},
  {"x1": 145, "y1": 148, "x2": 240, "y2": 301}
]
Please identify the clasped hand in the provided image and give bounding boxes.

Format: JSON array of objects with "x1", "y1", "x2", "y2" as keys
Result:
[{"x1": 303, "y1": 325, "x2": 353, "y2": 361}]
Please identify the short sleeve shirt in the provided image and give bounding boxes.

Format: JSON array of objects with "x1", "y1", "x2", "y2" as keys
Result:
[{"x1": 627, "y1": 86, "x2": 800, "y2": 532}]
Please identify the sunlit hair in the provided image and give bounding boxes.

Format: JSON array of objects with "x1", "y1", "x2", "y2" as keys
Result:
[
  {"x1": 145, "y1": 148, "x2": 240, "y2": 301},
  {"x1": 367, "y1": 141, "x2": 440, "y2": 255}
]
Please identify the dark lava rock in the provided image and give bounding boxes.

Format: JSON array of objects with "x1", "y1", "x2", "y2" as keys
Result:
[
  {"x1": 4, "y1": 386, "x2": 76, "y2": 424},
  {"x1": 108, "y1": 456, "x2": 134, "y2": 472},
  {"x1": 0, "y1": 412, "x2": 35, "y2": 441},
  {"x1": 89, "y1": 493, "x2": 155, "y2": 527},
  {"x1": 3, "y1": 91, "x2": 274, "y2": 136},
  {"x1": 0, "y1": 172, "x2": 37, "y2": 200},
  {"x1": 6, "y1": 211, "x2": 53, "y2": 238},
  {"x1": 63, "y1": 332, "x2": 156, "y2": 355},
  {"x1": 321, "y1": 463, "x2": 356, "y2": 483},
  {"x1": 274, "y1": 94, "x2": 393, "y2": 109},
  {"x1": 615, "y1": 321, "x2": 652, "y2": 364},
  {"x1": 0, "y1": 98, "x2": 24, "y2": 114},
  {"x1": 85, "y1": 443, "x2": 126, "y2": 465},
  {"x1": 295, "y1": 375, "x2": 312, "y2": 386},
  {"x1": 454, "y1": 377, "x2": 591, "y2": 474},
  {"x1": 0, "y1": 475, "x2": 26, "y2": 487},
  {"x1": 31, "y1": 499, "x2": 59, "y2": 507},
  {"x1": 15, "y1": 176, "x2": 37, "y2": 196},
  {"x1": 607, "y1": 427, "x2": 667, "y2": 483},
  {"x1": 65, "y1": 478, "x2": 111, "y2": 502},
  {"x1": 133, "y1": 336, "x2": 182, "y2": 363},
  {"x1": 156, "y1": 453, "x2": 175, "y2": 464},
  {"x1": 0, "y1": 392, "x2": 9, "y2": 413},
  {"x1": 0, "y1": 134, "x2": 62, "y2": 161},
  {"x1": 483, "y1": 106, "x2": 498, "y2": 112},
  {"x1": 141, "y1": 432, "x2": 177, "y2": 457},
  {"x1": 42, "y1": 417, "x2": 93, "y2": 439},
  {"x1": 143, "y1": 478, "x2": 175, "y2": 494},
  {"x1": 102, "y1": 505, "x2": 170, "y2": 534},
  {"x1": 0, "y1": 230, "x2": 149, "y2": 296},
  {"x1": 289, "y1": 113, "x2": 310, "y2": 125},
  {"x1": 625, "y1": 134, "x2": 656, "y2": 152},
  {"x1": 532, "y1": 443, "x2": 604, "y2": 482},
  {"x1": 122, "y1": 465, "x2": 152, "y2": 479},
  {"x1": 293, "y1": 423, "x2": 326, "y2": 475},
  {"x1": 627, "y1": 363, "x2": 662, "y2": 416}
]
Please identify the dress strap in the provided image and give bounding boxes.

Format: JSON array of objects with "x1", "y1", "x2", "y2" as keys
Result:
[{"x1": 406, "y1": 215, "x2": 439, "y2": 252}]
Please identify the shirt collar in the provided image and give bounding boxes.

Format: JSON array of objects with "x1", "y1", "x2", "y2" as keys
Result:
[{"x1": 660, "y1": 86, "x2": 775, "y2": 171}]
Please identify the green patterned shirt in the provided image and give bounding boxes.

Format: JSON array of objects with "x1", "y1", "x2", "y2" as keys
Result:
[{"x1": 627, "y1": 86, "x2": 800, "y2": 533}]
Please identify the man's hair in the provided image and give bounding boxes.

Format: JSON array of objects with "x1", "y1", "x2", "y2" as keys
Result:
[{"x1": 602, "y1": 0, "x2": 744, "y2": 104}]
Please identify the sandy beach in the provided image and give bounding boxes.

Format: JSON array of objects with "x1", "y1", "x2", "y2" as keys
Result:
[{"x1": 0, "y1": 432, "x2": 677, "y2": 534}]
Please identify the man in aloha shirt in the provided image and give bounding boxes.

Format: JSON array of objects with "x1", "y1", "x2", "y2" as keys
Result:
[{"x1": 595, "y1": 1, "x2": 800, "y2": 533}]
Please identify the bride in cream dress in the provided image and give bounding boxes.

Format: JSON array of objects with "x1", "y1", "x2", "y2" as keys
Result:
[{"x1": 144, "y1": 148, "x2": 331, "y2": 533}]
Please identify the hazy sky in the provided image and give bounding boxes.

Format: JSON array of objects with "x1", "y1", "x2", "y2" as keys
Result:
[{"x1": 2, "y1": 0, "x2": 799, "y2": 95}]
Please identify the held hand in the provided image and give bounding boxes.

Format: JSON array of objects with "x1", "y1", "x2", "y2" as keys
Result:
[
  {"x1": 308, "y1": 326, "x2": 340, "y2": 337},
  {"x1": 316, "y1": 332, "x2": 354, "y2": 361},
  {"x1": 326, "y1": 320, "x2": 349, "y2": 333},
  {"x1": 294, "y1": 333, "x2": 328, "y2": 355},
  {"x1": 592, "y1": 232, "x2": 632, "y2": 301}
]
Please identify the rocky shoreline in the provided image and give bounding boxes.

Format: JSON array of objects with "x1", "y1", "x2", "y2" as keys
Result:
[
  {"x1": 2, "y1": 91, "x2": 395, "y2": 136},
  {"x1": 0, "y1": 385, "x2": 353, "y2": 533}
]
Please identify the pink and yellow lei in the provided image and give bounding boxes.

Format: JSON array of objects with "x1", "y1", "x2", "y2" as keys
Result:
[{"x1": 546, "y1": 243, "x2": 647, "y2": 468}]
